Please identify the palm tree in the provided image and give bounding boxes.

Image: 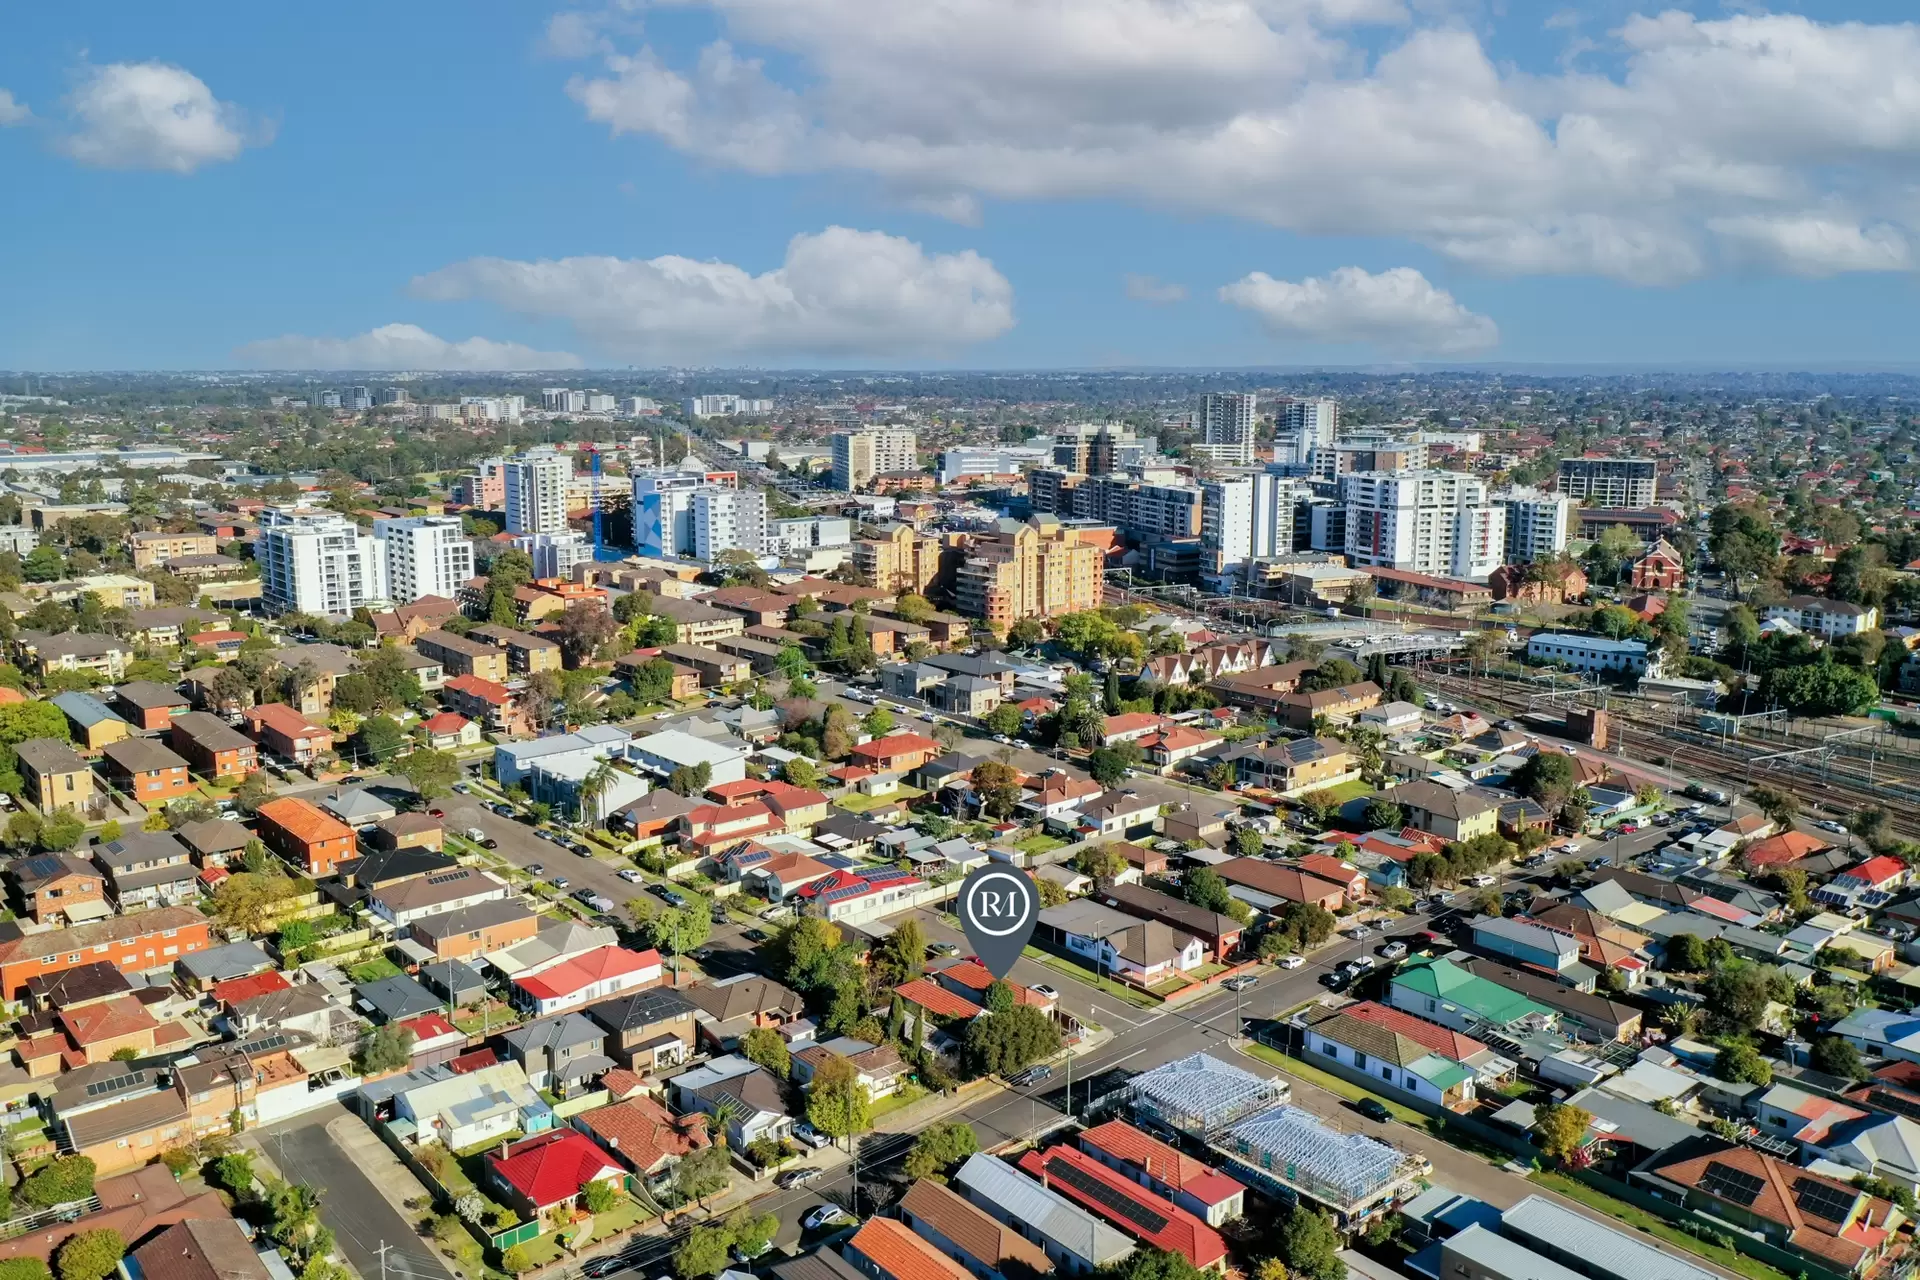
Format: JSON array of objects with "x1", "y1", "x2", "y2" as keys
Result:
[
  {"x1": 702, "y1": 1096, "x2": 747, "y2": 1149},
  {"x1": 577, "y1": 760, "x2": 619, "y2": 824}
]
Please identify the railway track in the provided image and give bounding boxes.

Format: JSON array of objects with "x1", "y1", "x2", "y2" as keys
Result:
[{"x1": 1419, "y1": 671, "x2": 1920, "y2": 839}]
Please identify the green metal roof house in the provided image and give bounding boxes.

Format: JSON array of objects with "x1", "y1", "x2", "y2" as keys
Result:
[{"x1": 1387, "y1": 957, "x2": 1557, "y2": 1036}]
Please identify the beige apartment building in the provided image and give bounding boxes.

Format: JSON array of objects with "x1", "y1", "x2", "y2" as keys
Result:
[
  {"x1": 853, "y1": 523, "x2": 942, "y2": 597},
  {"x1": 952, "y1": 515, "x2": 1102, "y2": 630},
  {"x1": 129, "y1": 532, "x2": 219, "y2": 570},
  {"x1": 831, "y1": 429, "x2": 917, "y2": 492}
]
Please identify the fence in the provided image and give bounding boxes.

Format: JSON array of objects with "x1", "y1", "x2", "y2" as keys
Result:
[{"x1": 0, "y1": 1196, "x2": 102, "y2": 1243}]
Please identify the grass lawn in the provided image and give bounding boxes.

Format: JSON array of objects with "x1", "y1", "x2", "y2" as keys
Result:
[
  {"x1": 1188, "y1": 962, "x2": 1228, "y2": 981},
  {"x1": 347, "y1": 956, "x2": 402, "y2": 983},
  {"x1": 452, "y1": 1000, "x2": 517, "y2": 1037},
  {"x1": 869, "y1": 1081, "x2": 930, "y2": 1121},
  {"x1": 517, "y1": 1232, "x2": 567, "y2": 1268},
  {"x1": 1013, "y1": 833, "x2": 1065, "y2": 857},
  {"x1": 1319, "y1": 779, "x2": 1374, "y2": 803},
  {"x1": 1148, "y1": 976, "x2": 1189, "y2": 996},
  {"x1": 1021, "y1": 946, "x2": 1161, "y2": 1008},
  {"x1": 837, "y1": 787, "x2": 923, "y2": 814},
  {"x1": 1528, "y1": 1171, "x2": 1797, "y2": 1280},
  {"x1": 1240, "y1": 1041, "x2": 1426, "y2": 1126},
  {"x1": 582, "y1": 1197, "x2": 651, "y2": 1240}
]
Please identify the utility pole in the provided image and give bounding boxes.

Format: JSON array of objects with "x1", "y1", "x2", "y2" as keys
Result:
[{"x1": 374, "y1": 1241, "x2": 392, "y2": 1280}]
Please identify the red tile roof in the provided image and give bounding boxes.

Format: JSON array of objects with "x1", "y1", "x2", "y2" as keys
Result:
[
  {"x1": 578, "y1": 1094, "x2": 710, "y2": 1172},
  {"x1": 895, "y1": 977, "x2": 986, "y2": 1020},
  {"x1": 1339, "y1": 1001, "x2": 1489, "y2": 1062},
  {"x1": 420, "y1": 712, "x2": 469, "y2": 735},
  {"x1": 399, "y1": 1012, "x2": 461, "y2": 1043},
  {"x1": 256, "y1": 796, "x2": 352, "y2": 845},
  {"x1": 936, "y1": 960, "x2": 1046, "y2": 1007},
  {"x1": 1648, "y1": 1143, "x2": 1889, "y2": 1272},
  {"x1": 485, "y1": 1130, "x2": 625, "y2": 1209},
  {"x1": 1846, "y1": 855, "x2": 1906, "y2": 886},
  {"x1": 1743, "y1": 830, "x2": 1831, "y2": 868},
  {"x1": 443, "y1": 674, "x2": 512, "y2": 705},
  {"x1": 1017, "y1": 1144, "x2": 1226, "y2": 1269},
  {"x1": 1078, "y1": 1119, "x2": 1246, "y2": 1206},
  {"x1": 849, "y1": 732, "x2": 942, "y2": 763},
  {"x1": 514, "y1": 946, "x2": 660, "y2": 1001},
  {"x1": 61, "y1": 995, "x2": 160, "y2": 1047},
  {"x1": 848, "y1": 1217, "x2": 972, "y2": 1280}
]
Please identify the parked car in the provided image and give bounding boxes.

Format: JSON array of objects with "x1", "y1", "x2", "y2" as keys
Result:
[
  {"x1": 1031, "y1": 984, "x2": 1059, "y2": 1001},
  {"x1": 1009, "y1": 1064, "x2": 1054, "y2": 1088},
  {"x1": 731, "y1": 1240, "x2": 771, "y2": 1265},
  {"x1": 1617, "y1": 822, "x2": 1640, "y2": 834},
  {"x1": 777, "y1": 1168, "x2": 822, "y2": 1189},
  {"x1": 928, "y1": 941, "x2": 960, "y2": 957},
  {"x1": 481, "y1": 838, "x2": 499, "y2": 850},
  {"x1": 618, "y1": 868, "x2": 644, "y2": 883},
  {"x1": 802, "y1": 1205, "x2": 849, "y2": 1231},
  {"x1": 1817, "y1": 819, "x2": 1849, "y2": 834},
  {"x1": 492, "y1": 803, "x2": 516, "y2": 817},
  {"x1": 1377, "y1": 941, "x2": 1408, "y2": 960},
  {"x1": 1465, "y1": 874, "x2": 1496, "y2": 887},
  {"x1": 1355, "y1": 1098, "x2": 1393, "y2": 1123},
  {"x1": 793, "y1": 1123, "x2": 832, "y2": 1150},
  {"x1": 654, "y1": 884, "x2": 690, "y2": 908},
  {"x1": 1278, "y1": 955, "x2": 1305, "y2": 969},
  {"x1": 1348, "y1": 955, "x2": 1377, "y2": 973},
  {"x1": 551, "y1": 876, "x2": 570, "y2": 890},
  {"x1": 1320, "y1": 970, "x2": 1351, "y2": 991},
  {"x1": 342, "y1": 775, "x2": 364, "y2": 784},
  {"x1": 582, "y1": 1257, "x2": 626, "y2": 1279}
]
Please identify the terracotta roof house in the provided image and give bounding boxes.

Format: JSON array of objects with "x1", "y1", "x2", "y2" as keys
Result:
[
  {"x1": 1637, "y1": 1137, "x2": 1905, "y2": 1277},
  {"x1": 1016, "y1": 1143, "x2": 1228, "y2": 1272},
  {"x1": 511, "y1": 946, "x2": 662, "y2": 1017},
  {"x1": 255, "y1": 796, "x2": 356, "y2": 876},
  {"x1": 845, "y1": 1216, "x2": 973, "y2": 1280},
  {"x1": 900, "y1": 1177, "x2": 1055, "y2": 1280},
  {"x1": 485, "y1": 1129, "x2": 626, "y2": 1219},
  {"x1": 1296, "y1": 1001, "x2": 1488, "y2": 1109},
  {"x1": 1213, "y1": 858, "x2": 1348, "y2": 912},
  {"x1": 573, "y1": 1092, "x2": 710, "y2": 1179},
  {"x1": 1743, "y1": 830, "x2": 1833, "y2": 872},
  {"x1": 849, "y1": 731, "x2": 944, "y2": 772},
  {"x1": 129, "y1": 1218, "x2": 273, "y2": 1280}
]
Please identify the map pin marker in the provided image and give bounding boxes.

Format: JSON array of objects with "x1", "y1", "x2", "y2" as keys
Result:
[{"x1": 958, "y1": 863, "x2": 1039, "y2": 980}]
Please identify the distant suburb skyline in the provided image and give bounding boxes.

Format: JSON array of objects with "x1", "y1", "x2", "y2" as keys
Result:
[{"x1": 7, "y1": 2, "x2": 1920, "y2": 371}]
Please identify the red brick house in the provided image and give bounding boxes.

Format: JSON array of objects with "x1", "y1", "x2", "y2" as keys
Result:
[
  {"x1": 0, "y1": 906, "x2": 212, "y2": 1000},
  {"x1": 243, "y1": 703, "x2": 334, "y2": 766},
  {"x1": 255, "y1": 796, "x2": 356, "y2": 876},
  {"x1": 101, "y1": 738, "x2": 196, "y2": 804},
  {"x1": 848, "y1": 731, "x2": 943, "y2": 772}
]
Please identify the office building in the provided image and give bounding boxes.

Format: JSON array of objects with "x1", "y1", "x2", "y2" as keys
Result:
[
  {"x1": 616, "y1": 397, "x2": 660, "y2": 416},
  {"x1": 516, "y1": 532, "x2": 593, "y2": 582},
  {"x1": 832, "y1": 429, "x2": 918, "y2": 492},
  {"x1": 584, "y1": 393, "x2": 615, "y2": 414},
  {"x1": 541, "y1": 388, "x2": 586, "y2": 414},
  {"x1": 375, "y1": 515, "x2": 475, "y2": 605},
  {"x1": 937, "y1": 446, "x2": 1051, "y2": 484},
  {"x1": 1341, "y1": 470, "x2": 1505, "y2": 582},
  {"x1": 318, "y1": 390, "x2": 342, "y2": 410},
  {"x1": 1281, "y1": 399, "x2": 1338, "y2": 464},
  {"x1": 376, "y1": 388, "x2": 409, "y2": 406},
  {"x1": 1197, "y1": 393, "x2": 1256, "y2": 467},
  {"x1": 685, "y1": 394, "x2": 774, "y2": 418},
  {"x1": 257, "y1": 508, "x2": 389, "y2": 617},
  {"x1": 503, "y1": 450, "x2": 572, "y2": 536},
  {"x1": 772, "y1": 516, "x2": 851, "y2": 555},
  {"x1": 953, "y1": 516, "x2": 1103, "y2": 629},
  {"x1": 1497, "y1": 488, "x2": 1572, "y2": 562},
  {"x1": 692, "y1": 487, "x2": 767, "y2": 564},
  {"x1": 1558, "y1": 457, "x2": 1657, "y2": 507}
]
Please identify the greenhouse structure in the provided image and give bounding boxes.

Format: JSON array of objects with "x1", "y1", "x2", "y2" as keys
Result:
[
  {"x1": 1126, "y1": 1052, "x2": 1290, "y2": 1140},
  {"x1": 1215, "y1": 1105, "x2": 1419, "y2": 1224}
]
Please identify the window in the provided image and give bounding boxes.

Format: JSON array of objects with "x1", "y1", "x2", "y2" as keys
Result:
[{"x1": 1353, "y1": 1051, "x2": 1368, "y2": 1070}]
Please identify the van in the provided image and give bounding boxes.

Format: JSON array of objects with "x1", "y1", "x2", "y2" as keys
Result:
[{"x1": 466, "y1": 827, "x2": 486, "y2": 842}]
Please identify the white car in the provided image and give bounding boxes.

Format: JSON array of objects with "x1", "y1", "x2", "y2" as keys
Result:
[
  {"x1": 1817, "y1": 820, "x2": 1849, "y2": 834},
  {"x1": 1555, "y1": 841, "x2": 1582, "y2": 854},
  {"x1": 1031, "y1": 984, "x2": 1060, "y2": 1001},
  {"x1": 793, "y1": 1123, "x2": 832, "y2": 1150},
  {"x1": 802, "y1": 1205, "x2": 849, "y2": 1231},
  {"x1": 1278, "y1": 955, "x2": 1305, "y2": 969},
  {"x1": 618, "y1": 869, "x2": 644, "y2": 883},
  {"x1": 1466, "y1": 874, "x2": 1496, "y2": 887}
]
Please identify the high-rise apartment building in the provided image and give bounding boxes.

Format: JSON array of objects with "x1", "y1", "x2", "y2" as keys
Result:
[
  {"x1": 853, "y1": 524, "x2": 942, "y2": 597},
  {"x1": 1197, "y1": 393, "x2": 1257, "y2": 467},
  {"x1": 585, "y1": 394, "x2": 616, "y2": 414},
  {"x1": 374, "y1": 515, "x2": 474, "y2": 604},
  {"x1": 345, "y1": 387, "x2": 373, "y2": 412},
  {"x1": 376, "y1": 387, "x2": 409, "y2": 406},
  {"x1": 953, "y1": 516, "x2": 1102, "y2": 629},
  {"x1": 831, "y1": 429, "x2": 918, "y2": 492},
  {"x1": 516, "y1": 531, "x2": 592, "y2": 581},
  {"x1": 1203, "y1": 471, "x2": 1308, "y2": 580},
  {"x1": 1282, "y1": 399, "x2": 1338, "y2": 464},
  {"x1": 257, "y1": 508, "x2": 389, "y2": 617},
  {"x1": 1557, "y1": 457, "x2": 1657, "y2": 507},
  {"x1": 503, "y1": 450, "x2": 572, "y2": 535},
  {"x1": 685, "y1": 394, "x2": 774, "y2": 418},
  {"x1": 1341, "y1": 470, "x2": 1505, "y2": 582},
  {"x1": 632, "y1": 465, "x2": 742, "y2": 559},
  {"x1": 318, "y1": 391, "x2": 342, "y2": 410},
  {"x1": 691, "y1": 487, "x2": 767, "y2": 563},
  {"x1": 1497, "y1": 488, "x2": 1572, "y2": 562},
  {"x1": 541, "y1": 388, "x2": 586, "y2": 414}
]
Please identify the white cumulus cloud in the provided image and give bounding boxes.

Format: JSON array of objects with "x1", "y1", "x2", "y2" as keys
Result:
[
  {"x1": 410, "y1": 226, "x2": 1015, "y2": 362},
  {"x1": 558, "y1": 2, "x2": 1920, "y2": 282},
  {"x1": 60, "y1": 61, "x2": 264, "y2": 173},
  {"x1": 234, "y1": 324, "x2": 583, "y2": 371},
  {"x1": 0, "y1": 90, "x2": 28, "y2": 127},
  {"x1": 1124, "y1": 274, "x2": 1187, "y2": 304},
  {"x1": 1219, "y1": 265, "x2": 1497, "y2": 354}
]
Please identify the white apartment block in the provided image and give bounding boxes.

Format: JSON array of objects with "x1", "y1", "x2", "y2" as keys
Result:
[
  {"x1": 1281, "y1": 398, "x2": 1338, "y2": 465},
  {"x1": 503, "y1": 450, "x2": 572, "y2": 535},
  {"x1": 692, "y1": 487, "x2": 768, "y2": 563},
  {"x1": 1341, "y1": 470, "x2": 1505, "y2": 582},
  {"x1": 516, "y1": 531, "x2": 593, "y2": 581},
  {"x1": 257, "y1": 508, "x2": 389, "y2": 617},
  {"x1": 1497, "y1": 488, "x2": 1572, "y2": 562},
  {"x1": 772, "y1": 516, "x2": 852, "y2": 555},
  {"x1": 632, "y1": 466, "x2": 713, "y2": 559},
  {"x1": 541, "y1": 388, "x2": 586, "y2": 414},
  {"x1": 938, "y1": 447, "x2": 1051, "y2": 484},
  {"x1": 617, "y1": 397, "x2": 660, "y2": 416},
  {"x1": 585, "y1": 394, "x2": 616, "y2": 414},
  {"x1": 686, "y1": 394, "x2": 774, "y2": 418},
  {"x1": 1765, "y1": 596, "x2": 1879, "y2": 639},
  {"x1": 345, "y1": 387, "x2": 372, "y2": 412},
  {"x1": 374, "y1": 515, "x2": 474, "y2": 605},
  {"x1": 459, "y1": 396, "x2": 524, "y2": 423},
  {"x1": 831, "y1": 429, "x2": 917, "y2": 491},
  {"x1": 1201, "y1": 477, "x2": 1254, "y2": 572},
  {"x1": 1526, "y1": 632, "x2": 1657, "y2": 675},
  {"x1": 1198, "y1": 393, "x2": 1256, "y2": 467},
  {"x1": 1558, "y1": 457, "x2": 1657, "y2": 507}
]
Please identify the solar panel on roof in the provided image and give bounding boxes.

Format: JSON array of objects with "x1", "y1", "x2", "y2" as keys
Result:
[
  {"x1": 1868, "y1": 1089, "x2": 1920, "y2": 1122},
  {"x1": 1699, "y1": 1162, "x2": 1764, "y2": 1207},
  {"x1": 425, "y1": 871, "x2": 467, "y2": 885},
  {"x1": 84, "y1": 1070, "x2": 146, "y2": 1097},
  {"x1": 1046, "y1": 1156, "x2": 1171, "y2": 1235},
  {"x1": 1793, "y1": 1178, "x2": 1857, "y2": 1224}
]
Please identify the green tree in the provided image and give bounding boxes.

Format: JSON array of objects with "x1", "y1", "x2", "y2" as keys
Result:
[
  {"x1": 581, "y1": 1180, "x2": 618, "y2": 1215},
  {"x1": 1296, "y1": 789, "x2": 1341, "y2": 829},
  {"x1": 1511, "y1": 751, "x2": 1576, "y2": 805},
  {"x1": 352, "y1": 715, "x2": 407, "y2": 765},
  {"x1": 210, "y1": 1152, "x2": 256, "y2": 1197},
  {"x1": 352, "y1": 1024, "x2": 415, "y2": 1075},
  {"x1": 1745, "y1": 785, "x2": 1799, "y2": 831},
  {"x1": 1362, "y1": 798, "x2": 1403, "y2": 831},
  {"x1": 1008, "y1": 617, "x2": 1046, "y2": 650},
  {"x1": 20, "y1": 1156, "x2": 95, "y2": 1208},
  {"x1": 647, "y1": 904, "x2": 712, "y2": 962},
  {"x1": 1279, "y1": 1207, "x2": 1345, "y2": 1280},
  {"x1": 1811, "y1": 1035, "x2": 1867, "y2": 1081},
  {"x1": 53, "y1": 1230, "x2": 122, "y2": 1280},
  {"x1": 1075, "y1": 844, "x2": 1128, "y2": 881},
  {"x1": 1665, "y1": 933, "x2": 1709, "y2": 972},
  {"x1": 984, "y1": 702, "x2": 1024, "y2": 737},
  {"x1": 392, "y1": 748, "x2": 459, "y2": 804},
  {"x1": 1533, "y1": 1101, "x2": 1592, "y2": 1162},
  {"x1": 806, "y1": 1055, "x2": 873, "y2": 1148},
  {"x1": 0, "y1": 1260, "x2": 52, "y2": 1280},
  {"x1": 1104, "y1": 1250, "x2": 1206, "y2": 1280},
  {"x1": 1715, "y1": 1041, "x2": 1774, "y2": 1087},
  {"x1": 234, "y1": 770, "x2": 275, "y2": 816},
  {"x1": 39, "y1": 810, "x2": 84, "y2": 852},
  {"x1": 969, "y1": 759, "x2": 1024, "y2": 819},
  {"x1": 1184, "y1": 866, "x2": 1236, "y2": 915},
  {"x1": 963, "y1": 1005, "x2": 1061, "y2": 1078},
  {"x1": 903, "y1": 1122, "x2": 979, "y2": 1181},
  {"x1": 740, "y1": 1026, "x2": 791, "y2": 1078}
]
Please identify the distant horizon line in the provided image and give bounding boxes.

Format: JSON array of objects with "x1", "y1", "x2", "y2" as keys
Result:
[{"x1": 14, "y1": 361, "x2": 1920, "y2": 378}]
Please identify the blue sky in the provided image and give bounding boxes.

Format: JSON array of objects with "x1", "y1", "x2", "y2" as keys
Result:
[{"x1": 6, "y1": 1, "x2": 1920, "y2": 370}]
